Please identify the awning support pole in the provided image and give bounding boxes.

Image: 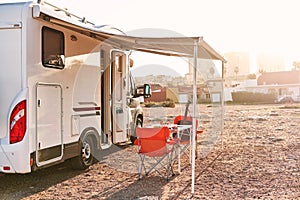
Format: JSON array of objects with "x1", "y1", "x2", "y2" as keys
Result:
[
  {"x1": 191, "y1": 39, "x2": 198, "y2": 195},
  {"x1": 221, "y1": 61, "x2": 225, "y2": 150}
]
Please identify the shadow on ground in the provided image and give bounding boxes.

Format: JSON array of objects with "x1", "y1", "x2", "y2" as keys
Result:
[{"x1": 0, "y1": 161, "x2": 83, "y2": 200}]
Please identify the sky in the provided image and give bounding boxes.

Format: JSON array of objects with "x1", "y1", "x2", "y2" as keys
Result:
[
  {"x1": 54, "y1": 0, "x2": 300, "y2": 73},
  {"x1": 51, "y1": 0, "x2": 300, "y2": 54},
  {"x1": 4, "y1": 0, "x2": 300, "y2": 73}
]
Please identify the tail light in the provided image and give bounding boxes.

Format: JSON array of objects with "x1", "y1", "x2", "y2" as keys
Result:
[{"x1": 10, "y1": 100, "x2": 26, "y2": 144}]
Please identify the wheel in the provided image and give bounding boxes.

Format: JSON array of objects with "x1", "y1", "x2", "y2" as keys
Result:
[
  {"x1": 130, "y1": 118, "x2": 142, "y2": 144},
  {"x1": 71, "y1": 135, "x2": 95, "y2": 170}
]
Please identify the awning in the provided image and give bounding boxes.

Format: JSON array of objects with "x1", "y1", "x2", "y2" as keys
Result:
[{"x1": 32, "y1": 3, "x2": 226, "y2": 62}]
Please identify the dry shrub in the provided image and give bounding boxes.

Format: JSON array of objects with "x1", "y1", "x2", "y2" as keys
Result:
[{"x1": 232, "y1": 91, "x2": 276, "y2": 104}]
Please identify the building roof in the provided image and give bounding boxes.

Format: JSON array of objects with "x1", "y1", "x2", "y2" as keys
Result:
[{"x1": 257, "y1": 71, "x2": 300, "y2": 85}]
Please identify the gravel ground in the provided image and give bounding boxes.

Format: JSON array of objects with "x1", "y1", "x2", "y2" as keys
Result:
[{"x1": 0, "y1": 104, "x2": 299, "y2": 199}]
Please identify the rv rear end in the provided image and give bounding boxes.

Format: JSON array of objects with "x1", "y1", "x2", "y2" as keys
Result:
[
  {"x1": 0, "y1": 2, "x2": 31, "y2": 173},
  {"x1": 0, "y1": 1, "x2": 103, "y2": 173}
]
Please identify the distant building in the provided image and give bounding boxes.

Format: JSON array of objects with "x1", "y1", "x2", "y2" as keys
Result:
[
  {"x1": 256, "y1": 70, "x2": 300, "y2": 97},
  {"x1": 256, "y1": 52, "x2": 285, "y2": 72},
  {"x1": 223, "y1": 52, "x2": 250, "y2": 77},
  {"x1": 145, "y1": 84, "x2": 166, "y2": 102},
  {"x1": 134, "y1": 74, "x2": 186, "y2": 87},
  {"x1": 175, "y1": 85, "x2": 211, "y2": 103},
  {"x1": 144, "y1": 84, "x2": 212, "y2": 103},
  {"x1": 225, "y1": 70, "x2": 300, "y2": 102},
  {"x1": 257, "y1": 71, "x2": 300, "y2": 85},
  {"x1": 186, "y1": 59, "x2": 218, "y2": 85}
]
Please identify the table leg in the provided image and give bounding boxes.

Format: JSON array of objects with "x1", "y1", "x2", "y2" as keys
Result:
[{"x1": 177, "y1": 144, "x2": 181, "y2": 174}]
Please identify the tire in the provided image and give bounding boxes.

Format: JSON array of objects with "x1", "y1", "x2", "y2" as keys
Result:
[
  {"x1": 130, "y1": 118, "x2": 142, "y2": 144},
  {"x1": 71, "y1": 135, "x2": 95, "y2": 170}
]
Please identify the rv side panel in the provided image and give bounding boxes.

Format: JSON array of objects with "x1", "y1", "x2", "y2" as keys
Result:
[{"x1": 0, "y1": 2, "x2": 31, "y2": 173}]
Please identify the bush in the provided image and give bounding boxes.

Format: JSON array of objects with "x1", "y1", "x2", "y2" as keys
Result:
[
  {"x1": 144, "y1": 102, "x2": 157, "y2": 107},
  {"x1": 162, "y1": 101, "x2": 176, "y2": 108},
  {"x1": 232, "y1": 91, "x2": 276, "y2": 104},
  {"x1": 144, "y1": 100, "x2": 175, "y2": 108}
]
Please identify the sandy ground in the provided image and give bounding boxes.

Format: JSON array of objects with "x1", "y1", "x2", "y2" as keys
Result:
[{"x1": 0, "y1": 104, "x2": 299, "y2": 199}]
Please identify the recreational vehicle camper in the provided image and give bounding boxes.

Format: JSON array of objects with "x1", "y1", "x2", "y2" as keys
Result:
[{"x1": 0, "y1": 1, "x2": 150, "y2": 173}]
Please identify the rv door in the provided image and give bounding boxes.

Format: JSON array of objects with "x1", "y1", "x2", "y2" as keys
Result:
[
  {"x1": 111, "y1": 51, "x2": 130, "y2": 143},
  {"x1": 36, "y1": 83, "x2": 63, "y2": 166}
]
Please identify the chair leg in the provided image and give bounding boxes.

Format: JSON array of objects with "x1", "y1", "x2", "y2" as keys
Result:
[
  {"x1": 137, "y1": 154, "x2": 142, "y2": 180},
  {"x1": 138, "y1": 155, "x2": 148, "y2": 180},
  {"x1": 169, "y1": 154, "x2": 176, "y2": 178},
  {"x1": 169, "y1": 150, "x2": 177, "y2": 176},
  {"x1": 142, "y1": 155, "x2": 175, "y2": 180}
]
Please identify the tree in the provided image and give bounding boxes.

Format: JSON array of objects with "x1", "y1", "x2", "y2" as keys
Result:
[
  {"x1": 258, "y1": 68, "x2": 265, "y2": 74},
  {"x1": 234, "y1": 66, "x2": 239, "y2": 81},
  {"x1": 292, "y1": 61, "x2": 300, "y2": 70}
]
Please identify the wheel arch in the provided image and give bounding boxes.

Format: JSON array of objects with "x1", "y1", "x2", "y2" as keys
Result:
[{"x1": 79, "y1": 127, "x2": 101, "y2": 150}]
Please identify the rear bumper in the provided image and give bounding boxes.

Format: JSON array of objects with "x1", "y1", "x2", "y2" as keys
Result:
[
  {"x1": 0, "y1": 140, "x2": 31, "y2": 173},
  {"x1": 0, "y1": 147, "x2": 14, "y2": 173}
]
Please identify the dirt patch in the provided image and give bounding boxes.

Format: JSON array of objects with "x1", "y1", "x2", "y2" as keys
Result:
[{"x1": 0, "y1": 104, "x2": 299, "y2": 199}]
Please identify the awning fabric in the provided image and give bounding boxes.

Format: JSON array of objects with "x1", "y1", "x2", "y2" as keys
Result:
[{"x1": 32, "y1": 3, "x2": 226, "y2": 62}]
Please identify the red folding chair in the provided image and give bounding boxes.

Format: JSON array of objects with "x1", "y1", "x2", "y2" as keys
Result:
[
  {"x1": 173, "y1": 115, "x2": 203, "y2": 159},
  {"x1": 135, "y1": 127, "x2": 177, "y2": 180}
]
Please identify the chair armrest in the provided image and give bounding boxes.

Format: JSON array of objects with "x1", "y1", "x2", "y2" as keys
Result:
[{"x1": 167, "y1": 138, "x2": 180, "y2": 145}]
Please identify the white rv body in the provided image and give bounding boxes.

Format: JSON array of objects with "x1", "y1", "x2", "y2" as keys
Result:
[{"x1": 0, "y1": 1, "x2": 144, "y2": 173}]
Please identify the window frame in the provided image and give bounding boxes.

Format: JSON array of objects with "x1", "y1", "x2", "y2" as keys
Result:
[{"x1": 42, "y1": 26, "x2": 65, "y2": 69}]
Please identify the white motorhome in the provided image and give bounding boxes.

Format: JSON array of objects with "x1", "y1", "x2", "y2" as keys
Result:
[{"x1": 0, "y1": 1, "x2": 150, "y2": 173}]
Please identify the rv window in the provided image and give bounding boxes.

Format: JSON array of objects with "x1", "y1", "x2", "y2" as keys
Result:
[{"x1": 42, "y1": 27, "x2": 65, "y2": 69}]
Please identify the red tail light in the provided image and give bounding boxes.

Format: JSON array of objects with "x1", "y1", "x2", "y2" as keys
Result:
[{"x1": 10, "y1": 100, "x2": 26, "y2": 144}]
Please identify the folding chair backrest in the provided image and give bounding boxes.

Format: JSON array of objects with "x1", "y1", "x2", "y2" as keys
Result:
[
  {"x1": 173, "y1": 115, "x2": 198, "y2": 128},
  {"x1": 136, "y1": 127, "x2": 170, "y2": 156}
]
